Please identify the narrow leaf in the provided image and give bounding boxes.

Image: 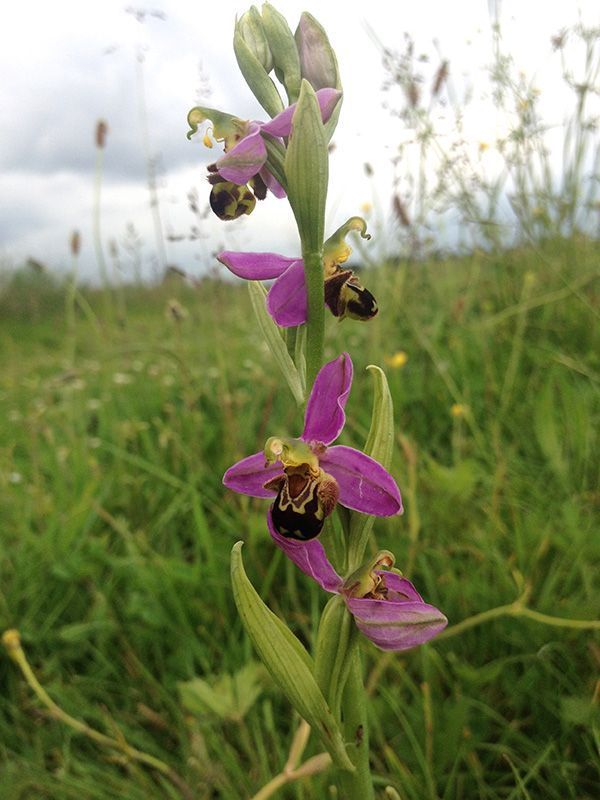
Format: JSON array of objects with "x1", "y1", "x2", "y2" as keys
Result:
[
  {"x1": 363, "y1": 365, "x2": 394, "y2": 468},
  {"x1": 248, "y1": 281, "x2": 305, "y2": 405},
  {"x1": 231, "y1": 542, "x2": 354, "y2": 771},
  {"x1": 347, "y1": 365, "x2": 395, "y2": 569}
]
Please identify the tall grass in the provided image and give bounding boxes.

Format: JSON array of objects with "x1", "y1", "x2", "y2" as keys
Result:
[
  {"x1": 0, "y1": 235, "x2": 598, "y2": 798},
  {"x1": 376, "y1": 11, "x2": 600, "y2": 256}
]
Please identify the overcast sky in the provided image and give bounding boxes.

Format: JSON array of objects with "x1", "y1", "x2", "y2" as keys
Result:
[{"x1": 1, "y1": 0, "x2": 597, "y2": 282}]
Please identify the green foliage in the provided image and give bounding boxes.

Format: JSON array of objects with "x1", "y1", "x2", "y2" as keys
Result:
[
  {"x1": 0, "y1": 238, "x2": 598, "y2": 798},
  {"x1": 178, "y1": 661, "x2": 268, "y2": 722}
]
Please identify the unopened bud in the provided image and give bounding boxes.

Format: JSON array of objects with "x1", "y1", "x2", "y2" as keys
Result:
[
  {"x1": 70, "y1": 230, "x2": 81, "y2": 256},
  {"x1": 95, "y1": 120, "x2": 108, "y2": 148},
  {"x1": 432, "y1": 60, "x2": 449, "y2": 97},
  {"x1": 2, "y1": 629, "x2": 22, "y2": 658},
  {"x1": 261, "y1": 3, "x2": 301, "y2": 103},
  {"x1": 295, "y1": 12, "x2": 340, "y2": 91},
  {"x1": 237, "y1": 7, "x2": 273, "y2": 72}
]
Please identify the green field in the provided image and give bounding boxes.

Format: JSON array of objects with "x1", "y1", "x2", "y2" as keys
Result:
[{"x1": 1, "y1": 238, "x2": 598, "y2": 798}]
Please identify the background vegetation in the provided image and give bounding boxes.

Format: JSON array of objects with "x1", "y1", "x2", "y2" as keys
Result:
[{"x1": 0, "y1": 233, "x2": 598, "y2": 798}]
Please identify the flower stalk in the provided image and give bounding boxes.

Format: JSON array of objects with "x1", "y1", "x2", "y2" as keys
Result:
[
  {"x1": 189, "y1": 8, "x2": 447, "y2": 796},
  {"x1": 304, "y1": 250, "x2": 326, "y2": 386}
]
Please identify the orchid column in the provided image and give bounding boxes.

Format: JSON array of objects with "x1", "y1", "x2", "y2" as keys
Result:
[{"x1": 187, "y1": 5, "x2": 447, "y2": 797}]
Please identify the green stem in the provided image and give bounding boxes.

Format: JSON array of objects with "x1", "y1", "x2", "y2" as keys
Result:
[
  {"x1": 338, "y1": 651, "x2": 374, "y2": 800},
  {"x1": 66, "y1": 254, "x2": 78, "y2": 366},
  {"x1": 2, "y1": 630, "x2": 193, "y2": 799},
  {"x1": 93, "y1": 146, "x2": 110, "y2": 289},
  {"x1": 434, "y1": 601, "x2": 600, "y2": 642},
  {"x1": 303, "y1": 250, "x2": 325, "y2": 388},
  {"x1": 314, "y1": 596, "x2": 350, "y2": 704}
]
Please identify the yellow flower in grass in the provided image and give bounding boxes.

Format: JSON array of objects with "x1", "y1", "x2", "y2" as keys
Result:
[
  {"x1": 386, "y1": 351, "x2": 408, "y2": 369},
  {"x1": 451, "y1": 403, "x2": 467, "y2": 418}
]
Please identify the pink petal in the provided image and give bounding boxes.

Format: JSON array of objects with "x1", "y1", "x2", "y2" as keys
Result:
[
  {"x1": 216, "y1": 123, "x2": 267, "y2": 184},
  {"x1": 319, "y1": 446, "x2": 403, "y2": 516},
  {"x1": 259, "y1": 166, "x2": 287, "y2": 199},
  {"x1": 383, "y1": 573, "x2": 425, "y2": 602},
  {"x1": 218, "y1": 251, "x2": 297, "y2": 281},
  {"x1": 267, "y1": 510, "x2": 342, "y2": 593},
  {"x1": 266, "y1": 260, "x2": 308, "y2": 327},
  {"x1": 223, "y1": 451, "x2": 282, "y2": 498},
  {"x1": 302, "y1": 353, "x2": 352, "y2": 446},
  {"x1": 261, "y1": 88, "x2": 342, "y2": 138}
]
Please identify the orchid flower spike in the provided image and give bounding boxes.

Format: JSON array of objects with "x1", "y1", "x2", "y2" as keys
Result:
[
  {"x1": 223, "y1": 353, "x2": 402, "y2": 540},
  {"x1": 218, "y1": 217, "x2": 377, "y2": 326},
  {"x1": 187, "y1": 88, "x2": 341, "y2": 220}
]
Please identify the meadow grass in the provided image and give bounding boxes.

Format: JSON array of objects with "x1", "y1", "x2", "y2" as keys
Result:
[{"x1": 0, "y1": 236, "x2": 598, "y2": 798}]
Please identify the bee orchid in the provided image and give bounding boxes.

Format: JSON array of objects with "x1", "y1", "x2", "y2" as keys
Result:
[
  {"x1": 218, "y1": 217, "x2": 378, "y2": 326},
  {"x1": 187, "y1": 88, "x2": 341, "y2": 219},
  {"x1": 223, "y1": 353, "x2": 402, "y2": 540}
]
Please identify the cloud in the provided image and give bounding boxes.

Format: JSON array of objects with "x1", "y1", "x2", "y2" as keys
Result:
[{"x1": 1, "y1": 0, "x2": 598, "y2": 279}]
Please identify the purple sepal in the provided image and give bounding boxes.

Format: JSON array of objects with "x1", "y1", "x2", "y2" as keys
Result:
[
  {"x1": 261, "y1": 88, "x2": 342, "y2": 138},
  {"x1": 266, "y1": 260, "x2": 308, "y2": 327},
  {"x1": 302, "y1": 352, "x2": 352, "y2": 445},
  {"x1": 319, "y1": 446, "x2": 403, "y2": 516},
  {"x1": 223, "y1": 451, "x2": 281, "y2": 498},
  {"x1": 217, "y1": 251, "x2": 296, "y2": 281},
  {"x1": 267, "y1": 511, "x2": 342, "y2": 592}
]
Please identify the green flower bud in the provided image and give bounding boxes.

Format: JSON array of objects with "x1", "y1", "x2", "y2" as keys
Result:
[
  {"x1": 261, "y1": 2, "x2": 302, "y2": 103},
  {"x1": 237, "y1": 6, "x2": 273, "y2": 72},
  {"x1": 233, "y1": 28, "x2": 284, "y2": 119}
]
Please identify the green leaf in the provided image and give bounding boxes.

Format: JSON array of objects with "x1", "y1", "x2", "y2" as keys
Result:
[
  {"x1": 560, "y1": 696, "x2": 600, "y2": 727},
  {"x1": 425, "y1": 458, "x2": 478, "y2": 500},
  {"x1": 285, "y1": 79, "x2": 329, "y2": 255},
  {"x1": 347, "y1": 365, "x2": 394, "y2": 569},
  {"x1": 261, "y1": 3, "x2": 302, "y2": 103},
  {"x1": 533, "y1": 378, "x2": 568, "y2": 478},
  {"x1": 233, "y1": 30, "x2": 284, "y2": 119},
  {"x1": 230, "y1": 541, "x2": 354, "y2": 771},
  {"x1": 247, "y1": 281, "x2": 305, "y2": 405},
  {"x1": 178, "y1": 662, "x2": 267, "y2": 722}
]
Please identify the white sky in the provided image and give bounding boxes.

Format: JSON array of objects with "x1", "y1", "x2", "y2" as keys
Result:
[{"x1": 1, "y1": 0, "x2": 597, "y2": 281}]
